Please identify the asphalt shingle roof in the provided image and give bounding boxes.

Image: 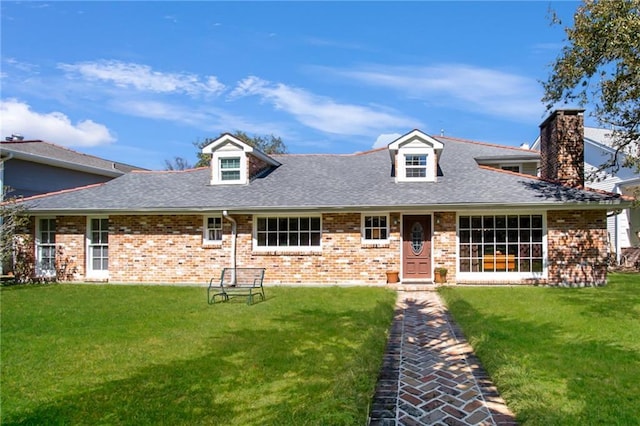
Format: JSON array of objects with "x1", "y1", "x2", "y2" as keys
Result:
[
  {"x1": 1, "y1": 140, "x2": 144, "y2": 175},
  {"x1": 20, "y1": 136, "x2": 624, "y2": 213}
]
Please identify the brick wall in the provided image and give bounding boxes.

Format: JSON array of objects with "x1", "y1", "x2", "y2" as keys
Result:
[
  {"x1": 56, "y1": 216, "x2": 86, "y2": 280},
  {"x1": 433, "y1": 212, "x2": 457, "y2": 282},
  {"x1": 539, "y1": 109, "x2": 585, "y2": 187},
  {"x1": 547, "y1": 209, "x2": 608, "y2": 286},
  {"x1": 104, "y1": 212, "x2": 401, "y2": 284},
  {"x1": 34, "y1": 209, "x2": 608, "y2": 286}
]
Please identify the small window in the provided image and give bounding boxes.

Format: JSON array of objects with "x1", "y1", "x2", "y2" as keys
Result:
[
  {"x1": 362, "y1": 214, "x2": 389, "y2": 242},
  {"x1": 204, "y1": 216, "x2": 223, "y2": 243},
  {"x1": 220, "y1": 157, "x2": 241, "y2": 181},
  {"x1": 405, "y1": 154, "x2": 427, "y2": 178},
  {"x1": 501, "y1": 165, "x2": 521, "y2": 173}
]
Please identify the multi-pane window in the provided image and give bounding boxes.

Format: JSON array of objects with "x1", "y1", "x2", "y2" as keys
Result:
[
  {"x1": 205, "y1": 216, "x2": 223, "y2": 242},
  {"x1": 405, "y1": 154, "x2": 427, "y2": 178},
  {"x1": 220, "y1": 157, "x2": 241, "y2": 181},
  {"x1": 363, "y1": 215, "x2": 388, "y2": 242},
  {"x1": 37, "y1": 218, "x2": 56, "y2": 275},
  {"x1": 89, "y1": 218, "x2": 109, "y2": 271},
  {"x1": 459, "y1": 214, "x2": 544, "y2": 273},
  {"x1": 256, "y1": 216, "x2": 321, "y2": 248}
]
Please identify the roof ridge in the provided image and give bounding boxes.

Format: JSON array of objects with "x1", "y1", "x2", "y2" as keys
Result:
[
  {"x1": 132, "y1": 166, "x2": 208, "y2": 174},
  {"x1": 437, "y1": 135, "x2": 534, "y2": 153}
]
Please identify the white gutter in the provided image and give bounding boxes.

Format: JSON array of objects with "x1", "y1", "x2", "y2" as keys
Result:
[{"x1": 222, "y1": 210, "x2": 237, "y2": 284}]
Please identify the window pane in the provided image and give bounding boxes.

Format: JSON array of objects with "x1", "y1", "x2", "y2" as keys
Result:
[
  {"x1": 311, "y1": 232, "x2": 321, "y2": 246},
  {"x1": 257, "y1": 218, "x2": 266, "y2": 232},
  {"x1": 220, "y1": 157, "x2": 240, "y2": 169},
  {"x1": 311, "y1": 217, "x2": 320, "y2": 231},
  {"x1": 460, "y1": 230, "x2": 470, "y2": 243},
  {"x1": 460, "y1": 216, "x2": 470, "y2": 228},
  {"x1": 532, "y1": 215, "x2": 543, "y2": 228},
  {"x1": 221, "y1": 170, "x2": 240, "y2": 181},
  {"x1": 300, "y1": 233, "x2": 309, "y2": 246}
]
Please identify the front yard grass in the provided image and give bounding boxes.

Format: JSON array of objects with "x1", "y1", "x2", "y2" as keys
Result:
[
  {"x1": 439, "y1": 273, "x2": 640, "y2": 425},
  {"x1": 0, "y1": 285, "x2": 396, "y2": 425}
]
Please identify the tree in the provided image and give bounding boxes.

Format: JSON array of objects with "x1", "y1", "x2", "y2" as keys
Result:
[
  {"x1": 543, "y1": 0, "x2": 640, "y2": 174},
  {"x1": 193, "y1": 131, "x2": 287, "y2": 168},
  {"x1": 0, "y1": 193, "x2": 33, "y2": 282},
  {"x1": 164, "y1": 156, "x2": 193, "y2": 171}
]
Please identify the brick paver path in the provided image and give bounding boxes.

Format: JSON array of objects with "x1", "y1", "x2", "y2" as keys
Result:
[{"x1": 369, "y1": 291, "x2": 517, "y2": 425}]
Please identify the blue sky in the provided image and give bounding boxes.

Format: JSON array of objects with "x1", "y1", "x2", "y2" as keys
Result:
[{"x1": 1, "y1": 1, "x2": 584, "y2": 170}]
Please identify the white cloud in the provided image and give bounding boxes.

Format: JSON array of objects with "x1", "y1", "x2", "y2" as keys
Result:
[
  {"x1": 372, "y1": 133, "x2": 402, "y2": 149},
  {"x1": 231, "y1": 76, "x2": 417, "y2": 136},
  {"x1": 331, "y1": 64, "x2": 543, "y2": 121},
  {"x1": 58, "y1": 60, "x2": 225, "y2": 97},
  {"x1": 0, "y1": 99, "x2": 116, "y2": 146}
]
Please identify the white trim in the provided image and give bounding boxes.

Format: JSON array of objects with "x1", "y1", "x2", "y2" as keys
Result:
[
  {"x1": 86, "y1": 216, "x2": 109, "y2": 280},
  {"x1": 397, "y1": 148, "x2": 437, "y2": 182},
  {"x1": 252, "y1": 214, "x2": 322, "y2": 252},
  {"x1": 455, "y1": 210, "x2": 548, "y2": 280},
  {"x1": 212, "y1": 151, "x2": 247, "y2": 185},
  {"x1": 361, "y1": 213, "x2": 390, "y2": 244},
  {"x1": 203, "y1": 214, "x2": 223, "y2": 245}
]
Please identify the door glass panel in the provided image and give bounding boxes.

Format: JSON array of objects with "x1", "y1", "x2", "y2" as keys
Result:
[{"x1": 411, "y1": 222, "x2": 424, "y2": 254}]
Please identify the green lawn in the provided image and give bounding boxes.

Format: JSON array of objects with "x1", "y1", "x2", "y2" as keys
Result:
[
  {"x1": 0, "y1": 285, "x2": 396, "y2": 425},
  {"x1": 439, "y1": 273, "x2": 640, "y2": 425}
]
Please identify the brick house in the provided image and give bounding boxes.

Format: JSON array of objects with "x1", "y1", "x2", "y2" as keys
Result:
[{"x1": 17, "y1": 109, "x2": 630, "y2": 286}]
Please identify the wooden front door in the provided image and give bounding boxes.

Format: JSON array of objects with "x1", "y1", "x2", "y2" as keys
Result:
[{"x1": 402, "y1": 215, "x2": 432, "y2": 280}]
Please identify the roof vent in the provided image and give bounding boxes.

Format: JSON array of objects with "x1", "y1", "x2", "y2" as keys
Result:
[{"x1": 5, "y1": 134, "x2": 24, "y2": 142}]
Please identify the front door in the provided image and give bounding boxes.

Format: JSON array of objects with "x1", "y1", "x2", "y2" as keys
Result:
[{"x1": 402, "y1": 215, "x2": 432, "y2": 280}]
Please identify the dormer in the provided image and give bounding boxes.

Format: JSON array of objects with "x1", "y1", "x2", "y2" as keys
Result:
[
  {"x1": 388, "y1": 130, "x2": 444, "y2": 183},
  {"x1": 201, "y1": 133, "x2": 281, "y2": 185}
]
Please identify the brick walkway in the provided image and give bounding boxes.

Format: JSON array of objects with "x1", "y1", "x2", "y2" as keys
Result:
[{"x1": 369, "y1": 291, "x2": 517, "y2": 425}]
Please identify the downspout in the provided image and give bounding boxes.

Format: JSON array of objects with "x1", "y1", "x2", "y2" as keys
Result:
[{"x1": 222, "y1": 210, "x2": 237, "y2": 284}]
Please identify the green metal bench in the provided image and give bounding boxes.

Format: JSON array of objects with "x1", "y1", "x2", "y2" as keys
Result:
[{"x1": 208, "y1": 267, "x2": 266, "y2": 305}]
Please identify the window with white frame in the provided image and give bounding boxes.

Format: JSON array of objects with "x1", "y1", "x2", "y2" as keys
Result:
[
  {"x1": 404, "y1": 154, "x2": 428, "y2": 178},
  {"x1": 255, "y1": 216, "x2": 321, "y2": 249},
  {"x1": 36, "y1": 218, "x2": 56, "y2": 276},
  {"x1": 204, "y1": 216, "x2": 223, "y2": 243},
  {"x1": 88, "y1": 217, "x2": 109, "y2": 274},
  {"x1": 362, "y1": 214, "x2": 389, "y2": 242},
  {"x1": 458, "y1": 214, "x2": 544, "y2": 273},
  {"x1": 219, "y1": 156, "x2": 241, "y2": 181}
]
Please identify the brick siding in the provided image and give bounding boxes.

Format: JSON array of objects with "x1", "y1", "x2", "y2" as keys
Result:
[
  {"x1": 547, "y1": 209, "x2": 608, "y2": 286},
  {"x1": 30, "y1": 210, "x2": 608, "y2": 286}
]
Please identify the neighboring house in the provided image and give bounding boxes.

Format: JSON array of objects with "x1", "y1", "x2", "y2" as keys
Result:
[
  {"x1": 16, "y1": 110, "x2": 631, "y2": 286},
  {"x1": 532, "y1": 125, "x2": 640, "y2": 262},
  {"x1": 0, "y1": 136, "x2": 145, "y2": 199}
]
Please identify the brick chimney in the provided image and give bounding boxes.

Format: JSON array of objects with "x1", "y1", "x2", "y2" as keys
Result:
[{"x1": 539, "y1": 109, "x2": 585, "y2": 187}]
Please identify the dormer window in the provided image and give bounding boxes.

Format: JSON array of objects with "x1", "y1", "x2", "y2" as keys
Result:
[
  {"x1": 388, "y1": 130, "x2": 444, "y2": 183},
  {"x1": 202, "y1": 133, "x2": 281, "y2": 186},
  {"x1": 405, "y1": 154, "x2": 428, "y2": 178},
  {"x1": 220, "y1": 157, "x2": 241, "y2": 181}
]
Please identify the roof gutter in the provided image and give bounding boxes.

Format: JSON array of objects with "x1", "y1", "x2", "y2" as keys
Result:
[{"x1": 6, "y1": 151, "x2": 125, "y2": 177}]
